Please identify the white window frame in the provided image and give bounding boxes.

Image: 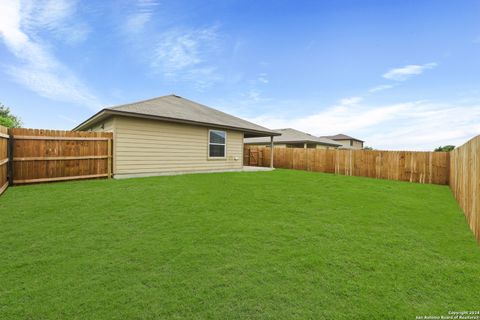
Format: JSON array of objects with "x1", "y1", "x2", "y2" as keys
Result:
[{"x1": 208, "y1": 129, "x2": 227, "y2": 159}]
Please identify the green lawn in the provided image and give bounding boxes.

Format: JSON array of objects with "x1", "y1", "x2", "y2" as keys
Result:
[{"x1": 1, "y1": 169, "x2": 479, "y2": 319}]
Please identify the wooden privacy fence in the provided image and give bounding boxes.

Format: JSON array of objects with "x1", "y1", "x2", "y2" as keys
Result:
[
  {"x1": 0, "y1": 126, "x2": 114, "y2": 196},
  {"x1": 449, "y1": 135, "x2": 480, "y2": 242},
  {"x1": 0, "y1": 126, "x2": 9, "y2": 195},
  {"x1": 244, "y1": 146, "x2": 450, "y2": 185},
  {"x1": 10, "y1": 128, "x2": 112, "y2": 185}
]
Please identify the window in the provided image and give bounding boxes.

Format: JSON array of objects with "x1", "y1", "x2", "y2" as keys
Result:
[
  {"x1": 350, "y1": 140, "x2": 353, "y2": 146},
  {"x1": 209, "y1": 130, "x2": 226, "y2": 158},
  {"x1": 286, "y1": 143, "x2": 303, "y2": 148}
]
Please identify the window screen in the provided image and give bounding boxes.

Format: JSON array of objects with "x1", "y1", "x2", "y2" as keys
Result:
[{"x1": 209, "y1": 130, "x2": 226, "y2": 158}]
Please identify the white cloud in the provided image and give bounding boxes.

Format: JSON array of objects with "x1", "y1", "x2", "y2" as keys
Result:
[
  {"x1": 152, "y1": 26, "x2": 219, "y2": 73},
  {"x1": 237, "y1": 88, "x2": 272, "y2": 105},
  {"x1": 8, "y1": 65, "x2": 98, "y2": 107},
  {"x1": 339, "y1": 96, "x2": 363, "y2": 106},
  {"x1": 23, "y1": 0, "x2": 90, "y2": 45},
  {"x1": 247, "y1": 99, "x2": 480, "y2": 151},
  {"x1": 241, "y1": 58, "x2": 469, "y2": 150},
  {"x1": 247, "y1": 90, "x2": 261, "y2": 102},
  {"x1": 125, "y1": 13, "x2": 152, "y2": 33},
  {"x1": 257, "y1": 73, "x2": 269, "y2": 84},
  {"x1": 364, "y1": 102, "x2": 480, "y2": 150},
  {"x1": 150, "y1": 26, "x2": 221, "y2": 88},
  {"x1": 0, "y1": 0, "x2": 99, "y2": 108},
  {"x1": 249, "y1": 102, "x2": 409, "y2": 135},
  {"x1": 368, "y1": 84, "x2": 395, "y2": 93},
  {"x1": 383, "y1": 62, "x2": 437, "y2": 81},
  {"x1": 123, "y1": 0, "x2": 158, "y2": 34},
  {"x1": 182, "y1": 67, "x2": 221, "y2": 91},
  {"x1": 241, "y1": 73, "x2": 270, "y2": 101},
  {"x1": 118, "y1": 1, "x2": 224, "y2": 90}
]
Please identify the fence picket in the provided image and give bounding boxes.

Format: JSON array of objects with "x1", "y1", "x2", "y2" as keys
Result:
[
  {"x1": 244, "y1": 146, "x2": 450, "y2": 185},
  {"x1": 8, "y1": 128, "x2": 113, "y2": 185},
  {"x1": 449, "y1": 135, "x2": 480, "y2": 242}
]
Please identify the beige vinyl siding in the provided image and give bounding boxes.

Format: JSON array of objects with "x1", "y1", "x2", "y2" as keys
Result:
[
  {"x1": 335, "y1": 139, "x2": 363, "y2": 149},
  {"x1": 352, "y1": 140, "x2": 363, "y2": 149},
  {"x1": 315, "y1": 144, "x2": 333, "y2": 150},
  {"x1": 89, "y1": 118, "x2": 115, "y2": 132},
  {"x1": 334, "y1": 140, "x2": 349, "y2": 148},
  {"x1": 113, "y1": 116, "x2": 243, "y2": 176}
]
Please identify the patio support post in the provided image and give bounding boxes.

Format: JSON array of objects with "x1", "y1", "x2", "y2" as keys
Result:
[{"x1": 270, "y1": 136, "x2": 274, "y2": 168}]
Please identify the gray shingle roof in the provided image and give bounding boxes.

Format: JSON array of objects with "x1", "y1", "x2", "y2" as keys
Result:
[
  {"x1": 73, "y1": 95, "x2": 279, "y2": 137},
  {"x1": 245, "y1": 128, "x2": 342, "y2": 146},
  {"x1": 322, "y1": 133, "x2": 364, "y2": 142}
]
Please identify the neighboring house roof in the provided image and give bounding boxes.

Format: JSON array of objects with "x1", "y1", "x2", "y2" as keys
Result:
[
  {"x1": 244, "y1": 128, "x2": 342, "y2": 147},
  {"x1": 73, "y1": 95, "x2": 280, "y2": 137},
  {"x1": 322, "y1": 133, "x2": 364, "y2": 142}
]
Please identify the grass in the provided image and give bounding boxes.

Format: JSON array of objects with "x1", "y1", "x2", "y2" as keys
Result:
[{"x1": 1, "y1": 169, "x2": 479, "y2": 319}]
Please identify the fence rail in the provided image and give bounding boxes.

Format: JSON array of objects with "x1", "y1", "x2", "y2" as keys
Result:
[
  {"x1": 449, "y1": 135, "x2": 480, "y2": 242},
  {"x1": 244, "y1": 146, "x2": 450, "y2": 185},
  {"x1": 0, "y1": 125, "x2": 113, "y2": 194},
  {"x1": 9, "y1": 128, "x2": 113, "y2": 186}
]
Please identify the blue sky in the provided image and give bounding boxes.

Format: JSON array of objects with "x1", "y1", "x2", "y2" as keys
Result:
[{"x1": 0, "y1": 0, "x2": 479, "y2": 150}]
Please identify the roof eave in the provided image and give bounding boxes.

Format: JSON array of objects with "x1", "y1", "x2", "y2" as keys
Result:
[
  {"x1": 330, "y1": 137, "x2": 364, "y2": 143},
  {"x1": 72, "y1": 109, "x2": 109, "y2": 131}
]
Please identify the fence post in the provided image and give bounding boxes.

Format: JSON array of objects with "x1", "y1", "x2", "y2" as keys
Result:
[
  {"x1": 7, "y1": 130, "x2": 13, "y2": 186},
  {"x1": 270, "y1": 136, "x2": 274, "y2": 168},
  {"x1": 304, "y1": 143, "x2": 307, "y2": 171},
  {"x1": 107, "y1": 138, "x2": 112, "y2": 178}
]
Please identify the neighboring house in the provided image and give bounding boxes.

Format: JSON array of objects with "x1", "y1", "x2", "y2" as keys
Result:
[
  {"x1": 73, "y1": 95, "x2": 279, "y2": 178},
  {"x1": 322, "y1": 134, "x2": 364, "y2": 149},
  {"x1": 244, "y1": 128, "x2": 342, "y2": 149}
]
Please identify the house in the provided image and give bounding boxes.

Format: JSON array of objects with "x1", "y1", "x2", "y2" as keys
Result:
[
  {"x1": 73, "y1": 95, "x2": 280, "y2": 178},
  {"x1": 322, "y1": 134, "x2": 364, "y2": 149},
  {"x1": 244, "y1": 128, "x2": 342, "y2": 149}
]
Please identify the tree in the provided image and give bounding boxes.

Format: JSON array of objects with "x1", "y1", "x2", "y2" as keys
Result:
[
  {"x1": 0, "y1": 103, "x2": 22, "y2": 128},
  {"x1": 363, "y1": 146, "x2": 374, "y2": 150},
  {"x1": 434, "y1": 145, "x2": 455, "y2": 152}
]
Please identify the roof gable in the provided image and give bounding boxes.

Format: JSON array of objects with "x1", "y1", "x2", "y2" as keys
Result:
[
  {"x1": 323, "y1": 133, "x2": 364, "y2": 142},
  {"x1": 245, "y1": 128, "x2": 342, "y2": 146}
]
